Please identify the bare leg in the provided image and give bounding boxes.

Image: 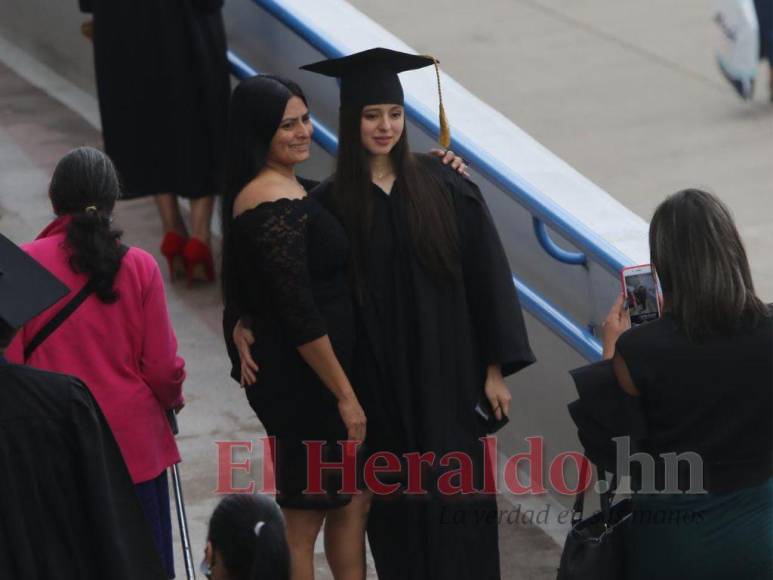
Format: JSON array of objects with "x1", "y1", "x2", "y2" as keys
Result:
[
  {"x1": 283, "y1": 508, "x2": 326, "y2": 580},
  {"x1": 324, "y1": 492, "x2": 372, "y2": 580},
  {"x1": 154, "y1": 193, "x2": 187, "y2": 236},
  {"x1": 189, "y1": 195, "x2": 215, "y2": 245}
]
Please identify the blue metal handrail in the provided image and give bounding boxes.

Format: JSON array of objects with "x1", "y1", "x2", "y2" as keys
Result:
[
  {"x1": 532, "y1": 218, "x2": 587, "y2": 266},
  {"x1": 514, "y1": 275, "x2": 601, "y2": 360}
]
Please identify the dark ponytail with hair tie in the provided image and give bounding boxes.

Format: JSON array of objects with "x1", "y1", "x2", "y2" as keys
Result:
[
  {"x1": 49, "y1": 147, "x2": 124, "y2": 303},
  {"x1": 206, "y1": 494, "x2": 290, "y2": 580}
]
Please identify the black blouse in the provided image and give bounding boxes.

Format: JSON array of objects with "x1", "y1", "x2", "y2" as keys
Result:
[
  {"x1": 229, "y1": 197, "x2": 354, "y2": 376},
  {"x1": 616, "y1": 312, "x2": 773, "y2": 493}
]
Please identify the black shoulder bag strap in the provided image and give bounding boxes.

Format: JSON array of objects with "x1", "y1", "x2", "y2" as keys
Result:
[
  {"x1": 570, "y1": 465, "x2": 618, "y2": 526},
  {"x1": 24, "y1": 245, "x2": 129, "y2": 360}
]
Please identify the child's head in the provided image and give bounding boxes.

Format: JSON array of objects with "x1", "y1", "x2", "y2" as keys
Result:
[{"x1": 202, "y1": 494, "x2": 289, "y2": 580}]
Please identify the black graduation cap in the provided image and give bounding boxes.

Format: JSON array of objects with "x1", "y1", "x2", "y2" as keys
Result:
[
  {"x1": 0, "y1": 233, "x2": 69, "y2": 329},
  {"x1": 301, "y1": 47, "x2": 451, "y2": 148}
]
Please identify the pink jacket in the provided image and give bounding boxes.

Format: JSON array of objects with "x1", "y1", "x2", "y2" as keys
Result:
[{"x1": 7, "y1": 216, "x2": 185, "y2": 484}]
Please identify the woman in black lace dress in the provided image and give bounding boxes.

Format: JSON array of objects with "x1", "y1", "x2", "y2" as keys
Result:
[{"x1": 221, "y1": 75, "x2": 368, "y2": 580}]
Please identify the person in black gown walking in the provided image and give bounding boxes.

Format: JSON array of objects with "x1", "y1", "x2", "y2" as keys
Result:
[
  {"x1": 79, "y1": 0, "x2": 230, "y2": 283},
  {"x1": 220, "y1": 75, "x2": 369, "y2": 580},
  {"x1": 300, "y1": 48, "x2": 536, "y2": 580}
]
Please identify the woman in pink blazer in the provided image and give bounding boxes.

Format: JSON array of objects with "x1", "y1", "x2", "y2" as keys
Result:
[{"x1": 7, "y1": 147, "x2": 185, "y2": 578}]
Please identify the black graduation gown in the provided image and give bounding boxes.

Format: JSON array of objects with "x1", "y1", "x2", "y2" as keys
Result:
[
  {"x1": 0, "y1": 360, "x2": 167, "y2": 579},
  {"x1": 79, "y1": 0, "x2": 230, "y2": 198},
  {"x1": 314, "y1": 157, "x2": 536, "y2": 580}
]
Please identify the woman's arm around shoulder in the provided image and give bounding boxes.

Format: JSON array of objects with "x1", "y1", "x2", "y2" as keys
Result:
[{"x1": 415, "y1": 152, "x2": 475, "y2": 195}]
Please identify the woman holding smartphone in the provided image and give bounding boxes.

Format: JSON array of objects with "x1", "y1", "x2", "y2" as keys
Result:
[
  {"x1": 79, "y1": 0, "x2": 230, "y2": 284},
  {"x1": 600, "y1": 189, "x2": 772, "y2": 579}
]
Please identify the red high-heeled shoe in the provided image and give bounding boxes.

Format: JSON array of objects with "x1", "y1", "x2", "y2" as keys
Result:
[
  {"x1": 182, "y1": 238, "x2": 215, "y2": 285},
  {"x1": 160, "y1": 231, "x2": 187, "y2": 281}
]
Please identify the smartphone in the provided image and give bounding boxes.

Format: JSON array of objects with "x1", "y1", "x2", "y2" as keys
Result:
[
  {"x1": 620, "y1": 264, "x2": 662, "y2": 327},
  {"x1": 475, "y1": 396, "x2": 510, "y2": 433}
]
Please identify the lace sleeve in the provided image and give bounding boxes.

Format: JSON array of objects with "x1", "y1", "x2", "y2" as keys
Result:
[{"x1": 249, "y1": 200, "x2": 327, "y2": 346}]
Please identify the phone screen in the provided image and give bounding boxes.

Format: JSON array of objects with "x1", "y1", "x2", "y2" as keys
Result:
[{"x1": 623, "y1": 270, "x2": 660, "y2": 326}]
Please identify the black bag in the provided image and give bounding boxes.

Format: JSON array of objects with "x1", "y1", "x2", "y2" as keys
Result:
[{"x1": 556, "y1": 469, "x2": 632, "y2": 580}]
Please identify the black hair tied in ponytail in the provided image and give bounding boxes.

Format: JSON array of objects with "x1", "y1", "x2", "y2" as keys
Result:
[{"x1": 49, "y1": 147, "x2": 124, "y2": 303}]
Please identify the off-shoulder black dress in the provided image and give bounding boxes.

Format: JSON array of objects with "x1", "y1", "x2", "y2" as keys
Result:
[{"x1": 228, "y1": 196, "x2": 354, "y2": 509}]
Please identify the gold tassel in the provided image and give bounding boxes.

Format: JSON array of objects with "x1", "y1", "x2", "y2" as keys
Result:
[{"x1": 423, "y1": 55, "x2": 451, "y2": 149}]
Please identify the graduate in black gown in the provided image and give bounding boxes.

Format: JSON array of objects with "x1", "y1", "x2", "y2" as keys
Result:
[
  {"x1": 0, "y1": 233, "x2": 166, "y2": 580},
  {"x1": 78, "y1": 0, "x2": 230, "y2": 281},
  {"x1": 302, "y1": 49, "x2": 536, "y2": 580}
]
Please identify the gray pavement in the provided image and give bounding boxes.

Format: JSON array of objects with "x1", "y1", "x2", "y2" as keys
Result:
[{"x1": 349, "y1": 0, "x2": 773, "y2": 302}]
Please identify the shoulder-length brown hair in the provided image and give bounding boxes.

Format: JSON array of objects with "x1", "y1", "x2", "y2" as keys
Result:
[{"x1": 650, "y1": 188, "x2": 769, "y2": 340}]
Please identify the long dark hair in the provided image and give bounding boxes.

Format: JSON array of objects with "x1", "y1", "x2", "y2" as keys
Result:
[
  {"x1": 49, "y1": 147, "x2": 123, "y2": 303},
  {"x1": 207, "y1": 494, "x2": 290, "y2": 580},
  {"x1": 220, "y1": 75, "x2": 308, "y2": 301},
  {"x1": 332, "y1": 106, "x2": 459, "y2": 298},
  {"x1": 650, "y1": 188, "x2": 768, "y2": 340}
]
